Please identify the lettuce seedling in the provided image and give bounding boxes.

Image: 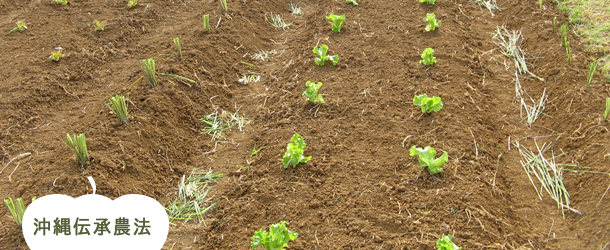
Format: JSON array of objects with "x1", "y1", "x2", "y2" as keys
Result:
[
  {"x1": 128, "y1": 0, "x2": 137, "y2": 8},
  {"x1": 282, "y1": 134, "x2": 312, "y2": 168},
  {"x1": 410, "y1": 146, "x2": 448, "y2": 174},
  {"x1": 420, "y1": 0, "x2": 436, "y2": 5},
  {"x1": 347, "y1": 0, "x2": 359, "y2": 6},
  {"x1": 419, "y1": 47, "x2": 436, "y2": 66},
  {"x1": 50, "y1": 50, "x2": 64, "y2": 62},
  {"x1": 55, "y1": 0, "x2": 68, "y2": 5},
  {"x1": 9, "y1": 20, "x2": 27, "y2": 34},
  {"x1": 325, "y1": 14, "x2": 345, "y2": 33},
  {"x1": 94, "y1": 20, "x2": 107, "y2": 31},
  {"x1": 436, "y1": 234, "x2": 462, "y2": 250},
  {"x1": 251, "y1": 221, "x2": 298, "y2": 250},
  {"x1": 313, "y1": 44, "x2": 339, "y2": 66},
  {"x1": 424, "y1": 13, "x2": 441, "y2": 31},
  {"x1": 302, "y1": 81, "x2": 325, "y2": 104},
  {"x1": 413, "y1": 94, "x2": 443, "y2": 113}
]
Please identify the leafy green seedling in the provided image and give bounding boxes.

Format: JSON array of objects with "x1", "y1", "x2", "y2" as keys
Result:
[
  {"x1": 66, "y1": 133, "x2": 89, "y2": 167},
  {"x1": 9, "y1": 20, "x2": 27, "y2": 34},
  {"x1": 302, "y1": 81, "x2": 325, "y2": 104},
  {"x1": 251, "y1": 221, "x2": 298, "y2": 250},
  {"x1": 55, "y1": 0, "x2": 68, "y2": 5},
  {"x1": 128, "y1": 0, "x2": 137, "y2": 8},
  {"x1": 282, "y1": 134, "x2": 312, "y2": 168},
  {"x1": 313, "y1": 44, "x2": 339, "y2": 66},
  {"x1": 94, "y1": 20, "x2": 107, "y2": 31},
  {"x1": 413, "y1": 94, "x2": 443, "y2": 113},
  {"x1": 106, "y1": 94, "x2": 129, "y2": 123},
  {"x1": 347, "y1": 0, "x2": 359, "y2": 6},
  {"x1": 173, "y1": 37, "x2": 182, "y2": 57},
  {"x1": 410, "y1": 146, "x2": 448, "y2": 174},
  {"x1": 424, "y1": 13, "x2": 441, "y2": 31},
  {"x1": 325, "y1": 14, "x2": 345, "y2": 33},
  {"x1": 436, "y1": 234, "x2": 462, "y2": 250},
  {"x1": 50, "y1": 50, "x2": 64, "y2": 62},
  {"x1": 419, "y1": 47, "x2": 436, "y2": 66},
  {"x1": 420, "y1": 0, "x2": 435, "y2": 5},
  {"x1": 604, "y1": 97, "x2": 610, "y2": 121},
  {"x1": 203, "y1": 14, "x2": 210, "y2": 31},
  {"x1": 141, "y1": 58, "x2": 157, "y2": 87},
  {"x1": 4, "y1": 197, "x2": 36, "y2": 226}
]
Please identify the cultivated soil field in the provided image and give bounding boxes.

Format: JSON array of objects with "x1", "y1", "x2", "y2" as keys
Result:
[{"x1": 1, "y1": 0, "x2": 609, "y2": 249}]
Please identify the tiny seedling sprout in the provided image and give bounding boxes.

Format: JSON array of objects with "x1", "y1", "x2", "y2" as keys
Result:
[
  {"x1": 436, "y1": 234, "x2": 462, "y2": 250},
  {"x1": 267, "y1": 12, "x2": 292, "y2": 30},
  {"x1": 251, "y1": 221, "x2": 298, "y2": 250},
  {"x1": 587, "y1": 60, "x2": 597, "y2": 88},
  {"x1": 94, "y1": 20, "x2": 107, "y2": 31},
  {"x1": 605, "y1": 98, "x2": 610, "y2": 121},
  {"x1": 65, "y1": 133, "x2": 89, "y2": 167},
  {"x1": 173, "y1": 37, "x2": 182, "y2": 57},
  {"x1": 410, "y1": 146, "x2": 448, "y2": 174},
  {"x1": 413, "y1": 94, "x2": 443, "y2": 113},
  {"x1": 165, "y1": 169, "x2": 222, "y2": 223},
  {"x1": 424, "y1": 13, "x2": 441, "y2": 32},
  {"x1": 50, "y1": 49, "x2": 64, "y2": 62},
  {"x1": 251, "y1": 50, "x2": 278, "y2": 61},
  {"x1": 203, "y1": 14, "x2": 211, "y2": 31},
  {"x1": 289, "y1": 3, "x2": 303, "y2": 16},
  {"x1": 419, "y1": 48, "x2": 436, "y2": 66},
  {"x1": 302, "y1": 81, "x2": 325, "y2": 104},
  {"x1": 128, "y1": 0, "x2": 137, "y2": 8},
  {"x1": 420, "y1": 0, "x2": 435, "y2": 5},
  {"x1": 4, "y1": 197, "x2": 36, "y2": 226},
  {"x1": 251, "y1": 143, "x2": 265, "y2": 157},
  {"x1": 55, "y1": 0, "x2": 68, "y2": 5},
  {"x1": 239, "y1": 73, "x2": 261, "y2": 84},
  {"x1": 220, "y1": 0, "x2": 227, "y2": 11},
  {"x1": 140, "y1": 58, "x2": 157, "y2": 87},
  {"x1": 325, "y1": 14, "x2": 345, "y2": 33},
  {"x1": 106, "y1": 94, "x2": 129, "y2": 123},
  {"x1": 313, "y1": 44, "x2": 339, "y2": 66},
  {"x1": 9, "y1": 20, "x2": 27, "y2": 34},
  {"x1": 199, "y1": 108, "x2": 250, "y2": 141},
  {"x1": 283, "y1": 134, "x2": 311, "y2": 168},
  {"x1": 346, "y1": 0, "x2": 359, "y2": 6}
]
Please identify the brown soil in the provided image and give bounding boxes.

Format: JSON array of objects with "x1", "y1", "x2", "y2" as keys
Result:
[{"x1": 1, "y1": 0, "x2": 609, "y2": 249}]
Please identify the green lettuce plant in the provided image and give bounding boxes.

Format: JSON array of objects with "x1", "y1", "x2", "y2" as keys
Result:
[
  {"x1": 410, "y1": 146, "x2": 448, "y2": 174},
  {"x1": 9, "y1": 20, "x2": 27, "y2": 34},
  {"x1": 55, "y1": 0, "x2": 68, "y2": 5},
  {"x1": 251, "y1": 221, "x2": 298, "y2": 250},
  {"x1": 420, "y1": 0, "x2": 435, "y2": 5},
  {"x1": 313, "y1": 44, "x2": 339, "y2": 66},
  {"x1": 50, "y1": 50, "x2": 64, "y2": 62},
  {"x1": 420, "y1": 48, "x2": 436, "y2": 65},
  {"x1": 325, "y1": 14, "x2": 345, "y2": 33},
  {"x1": 282, "y1": 134, "x2": 311, "y2": 168},
  {"x1": 436, "y1": 234, "x2": 462, "y2": 250},
  {"x1": 128, "y1": 0, "x2": 137, "y2": 8},
  {"x1": 302, "y1": 81, "x2": 325, "y2": 104},
  {"x1": 424, "y1": 13, "x2": 441, "y2": 31},
  {"x1": 347, "y1": 0, "x2": 359, "y2": 5},
  {"x1": 413, "y1": 94, "x2": 443, "y2": 113}
]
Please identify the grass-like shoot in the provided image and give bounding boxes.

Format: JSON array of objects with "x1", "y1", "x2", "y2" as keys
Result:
[
  {"x1": 251, "y1": 221, "x2": 298, "y2": 250},
  {"x1": 94, "y1": 20, "x2": 107, "y2": 31},
  {"x1": 604, "y1": 97, "x2": 610, "y2": 121},
  {"x1": 220, "y1": 0, "x2": 227, "y2": 11},
  {"x1": 55, "y1": 0, "x2": 68, "y2": 5},
  {"x1": 203, "y1": 14, "x2": 210, "y2": 31},
  {"x1": 128, "y1": 0, "x2": 137, "y2": 8},
  {"x1": 140, "y1": 58, "x2": 157, "y2": 87},
  {"x1": 106, "y1": 94, "x2": 129, "y2": 123},
  {"x1": 238, "y1": 73, "x2": 261, "y2": 84},
  {"x1": 50, "y1": 50, "x2": 64, "y2": 62},
  {"x1": 199, "y1": 109, "x2": 249, "y2": 141},
  {"x1": 410, "y1": 146, "x2": 448, "y2": 174},
  {"x1": 267, "y1": 12, "x2": 292, "y2": 30},
  {"x1": 587, "y1": 61, "x2": 597, "y2": 88},
  {"x1": 436, "y1": 234, "x2": 462, "y2": 250},
  {"x1": 66, "y1": 133, "x2": 89, "y2": 167},
  {"x1": 347, "y1": 0, "x2": 359, "y2": 6},
  {"x1": 165, "y1": 169, "x2": 222, "y2": 223},
  {"x1": 560, "y1": 24, "x2": 568, "y2": 47},
  {"x1": 289, "y1": 3, "x2": 303, "y2": 16},
  {"x1": 4, "y1": 197, "x2": 36, "y2": 226},
  {"x1": 326, "y1": 14, "x2": 345, "y2": 33},
  {"x1": 313, "y1": 44, "x2": 339, "y2": 66},
  {"x1": 419, "y1": 48, "x2": 436, "y2": 66},
  {"x1": 173, "y1": 37, "x2": 182, "y2": 57},
  {"x1": 413, "y1": 94, "x2": 443, "y2": 113},
  {"x1": 302, "y1": 81, "x2": 325, "y2": 104},
  {"x1": 420, "y1": 0, "x2": 435, "y2": 5},
  {"x1": 424, "y1": 13, "x2": 441, "y2": 32},
  {"x1": 283, "y1": 134, "x2": 311, "y2": 168},
  {"x1": 9, "y1": 20, "x2": 27, "y2": 34}
]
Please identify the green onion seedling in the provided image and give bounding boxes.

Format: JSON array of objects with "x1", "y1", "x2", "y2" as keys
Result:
[
  {"x1": 65, "y1": 133, "x2": 89, "y2": 167},
  {"x1": 4, "y1": 197, "x2": 36, "y2": 226},
  {"x1": 203, "y1": 14, "x2": 210, "y2": 31},
  {"x1": 220, "y1": 0, "x2": 227, "y2": 11},
  {"x1": 106, "y1": 94, "x2": 129, "y2": 123},
  {"x1": 587, "y1": 61, "x2": 597, "y2": 88},
  {"x1": 173, "y1": 37, "x2": 182, "y2": 57},
  {"x1": 140, "y1": 58, "x2": 157, "y2": 87},
  {"x1": 605, "y1": 98, "x2": 610, "y2": 121}
]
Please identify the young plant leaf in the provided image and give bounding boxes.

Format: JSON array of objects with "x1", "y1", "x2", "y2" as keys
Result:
[
  {"x1": 424, "y1": 13, "x2": 441, "y2": 32},
  {"x1": 302, "y1": 81, "x2": 325, "y2": 104},
  {"x1": 436, "y1": 234, "x2": 462, "y2": 250},
  {"x1": 282, "y1": 134, "x2": 312, "y2": 168},
  {"x1": 325, "y1": 14, "x2": 345, "y2": 33},
  {"x1": 419, "y1": 48, "x2": 436, "y2": 66},
  {"x1": 420, "y1": 0, "x2": 436, "y2": 5},
  {"x1": 346, "y1": 0, "x2": 359, "y2": 6},
  {"x1": 251, "y1": 221, "x2": 298, "y2": 250},
  {"x1": 413, "y1": 94, "x2": 443, "y2": 113},
  {"x1": 313, "y1": 44, "x2": 339, "y2": 66},
  {"x1": 409, "y1": 146, "x2": 448, "y2": 174}
]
